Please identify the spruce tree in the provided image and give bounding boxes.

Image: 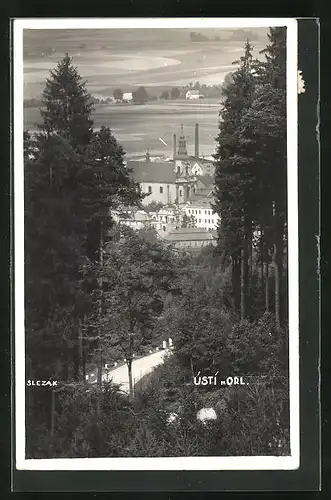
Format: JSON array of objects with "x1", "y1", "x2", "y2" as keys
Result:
[
  {"x1": 25, "y1": 134, "x2": 85, "y2": 382},
  {"x1": 40, "y1": 54, "x2": 94, "y2": 148},
  {"x1": 213, "y1": 40, "x2": 257, "y2": 317},
  {"x1": 80, "y1": 125, "x2": 144, "y2": 261},
  {"x1": 242, "y1": 27, "x2": 287, "y2": 325}
]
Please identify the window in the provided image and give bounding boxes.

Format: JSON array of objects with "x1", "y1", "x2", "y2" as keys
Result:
[
  {"x1": 177, "y1": 166, "x2": 181, "y2": 174},
  {"x1": 185, "y1": 166, "x2": 189, "y2": 175},
  {"x1": 180, "y1": 190, "x2": 182, "y2": 196},
  {"x1": 205, "y1": 219, "x2": 207, "y2": 223},
  {"x1": 208, "y1": 219, "x2": 210, "y2": 224},
  {"x1": 188, "y1": 209, "x2": 190, "y2": 214},
  {"x1": 199, "y1": 210, "x2": 201, "y2": 214},
  {"x1": 148, "y1": 186, "x2": 152, "y2": 193},
  {"x1": 199, "y1": 219, "x2": 201, "y2": 223},
  {"x1": 205, "y1": 210, "x2": 207, "y2": 215},
  {"x1": 163, "y1": 226, "x2": 166, "y2": 231},
  {"x1": 160, "y1": 186, "x2": 163, "y2": 194}
]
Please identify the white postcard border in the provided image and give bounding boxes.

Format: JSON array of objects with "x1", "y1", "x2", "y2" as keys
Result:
[{"x1": 14, "y1": 17, "x2": 299, "y2": 471}]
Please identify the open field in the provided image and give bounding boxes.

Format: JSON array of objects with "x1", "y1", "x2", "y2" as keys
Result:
[
  {"x1": 24, "y1": 98, "x2": 223, "y2": 158},
  {"x1": 23, "y1": 28, "x2": 268, "y2": 100},
  {"x1": 23, "y1": 28, "x2": 268, "y2": 157}
]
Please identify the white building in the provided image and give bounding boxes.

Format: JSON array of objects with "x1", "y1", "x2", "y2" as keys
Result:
[
  {"x1": 149, "y1": 207, "x2": 181, "y2": 233},
  {"x1": 185, "y1": 90, "x2": 204, "y2": 100},
  {"x1": 184, "y1": 198, "x2": 220, "y2": 231},
  {"x1": 128, "y1": 149, "x2": 198, "y2": 206},
  {"x1": 122, "y1": 92, "x2": 133, "y2": 102},
  {"x1": 173, "y1": 124, "x2": 215, "y2": 177},
  {"x1": 112, "y1": 209, "x2": 152, "y2": 230},
  {"x1": 190, "y1": 160, "x2": 215, "y2": 177}
]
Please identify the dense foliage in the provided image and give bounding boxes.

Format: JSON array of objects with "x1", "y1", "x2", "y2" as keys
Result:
[
  {"x1": 25, "y1": 32, "x2": 290, "y2": 459},
  {"x1": 213, "y1": 30, "x2": 287, "y2": 326}
]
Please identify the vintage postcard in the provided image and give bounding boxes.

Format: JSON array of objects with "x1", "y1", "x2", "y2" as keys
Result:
[{"x1": 13, "y1": 18, "x2": 302, "y2": 476}]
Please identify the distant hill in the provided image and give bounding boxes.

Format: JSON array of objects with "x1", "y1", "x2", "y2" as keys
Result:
[
  {"x1": 190, "y1": 32, "x2": 210, "y2": 42},
  {"x1": 231, "y1": 29, "x2": 260, "y2": 41}
]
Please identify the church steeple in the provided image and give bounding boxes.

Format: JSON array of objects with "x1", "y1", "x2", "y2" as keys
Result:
[{"x1": 177, "y1": 124, "x2": 187, "y2": 156}]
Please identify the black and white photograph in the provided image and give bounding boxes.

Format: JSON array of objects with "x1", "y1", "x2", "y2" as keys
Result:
[{"x1": 14, "y1": 18, "x2": 300, "y2": 471}]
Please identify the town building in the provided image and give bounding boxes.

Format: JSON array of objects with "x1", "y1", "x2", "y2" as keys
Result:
[
  {"x1": 185, "y1": 90, "x2": 204, "y2": 100},
  {"x1": 157, "y1": 227, "x2": 216, "y2": 251},
  {"x1": 184, "y1": 198, "x2": 220, "y2": 230},
  {"x1": 127, "y1": 124, "x2": 215, "y2": 208},
  {"x1": 122, "y1": 92, "x2": 133, "y2": 102},
  {"x1": 112, "y1": 209, "x2": 152, "y2": 230},
  {"x1": 149, "y1": 207, "x2": 181, "y2": 232},
  {"x1": 128, "y1": 129, "x2": 199, "y2": 206},
  {"x1": 173, "y1": 124, "x2": 215, "y2": 177}
]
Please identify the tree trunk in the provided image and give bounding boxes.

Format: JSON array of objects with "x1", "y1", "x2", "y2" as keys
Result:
[
  {"x1": 78, "y1": 321, "x2": 83, "y2": 381},
  {"x1": 232, "y1": 254, "x2": 241, "y2": 311},
  {"x1": 274, "y1": 242, "x2": 280, "y2": 329},
  {"x1": 274, "y1": 205, "x2": 284, "y2": 329},
  {"x1": 50, "y1": 390, "x2": 56, "y2": 439},
  {"x1": 265, "y1": 262, "x2": 269, "y2": 312},
  {"x1": 82, "y1": 350, "x2": 86, "y2": 383},
  {"x1": 73, "y1": 342, "x2": 79, "y2": 382},
  {"x1": 260, "y1": 232, "x2": 264, "y2": 289},
  {"x1": 240, "y1": 217, "x2": 250, "y2": 320},
  {"x1": 97, "y1": 219, "x2": 104, "y2": 388},
  {"x1": 240, "y1": 246, "x2": 245, "y2": 320},
  {"x1": 128, "y1": 359, "x2": 133, "y2": 402}
]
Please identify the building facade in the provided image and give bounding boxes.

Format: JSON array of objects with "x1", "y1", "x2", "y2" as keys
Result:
[
  {"x1": 184, "y1": 198, "x2": 220, "y2": 230},
  {"x1": 185, "y1": 90, "x2": 204, "y2": 100},
  {"x1": 122, "y1": 92, "x2": 133, "y2": 102},
  {"x1": 158, "y1": 227, "x2": 216, "y2": 251},
  {"x1": 127, "y1": 124, "x2": 216, "y2": 208}
]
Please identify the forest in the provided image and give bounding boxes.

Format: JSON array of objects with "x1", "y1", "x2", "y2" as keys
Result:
[{"x1": 24, "y1": 28, "x2": 289, "y2": 458}]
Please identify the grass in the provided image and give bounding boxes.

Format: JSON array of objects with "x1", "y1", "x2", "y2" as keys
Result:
[{"x1": 24, "y1": 98, "x2": 222, "y2": 158}]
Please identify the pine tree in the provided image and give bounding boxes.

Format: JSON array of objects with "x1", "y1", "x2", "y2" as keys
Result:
[
  {"x1": 213, "y1": 40, "x2": 257, "y2": 317},
  {"x1": 80, "y1": 125, "x2": 144, "y2": 261},
  {"x1": 40, "y1": 54, "x2": 94, "y2": 148},
  {"x1": 241, "y1": 28, "x2": 287, "y2": 326},
  {"x1": 25, "y1": 133, "x2": 87, "y2": 384}
]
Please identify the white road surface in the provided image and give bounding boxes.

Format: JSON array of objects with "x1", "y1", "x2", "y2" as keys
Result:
[{"x1": 102, "y1": 350, "x2": 168, "y2": 393}]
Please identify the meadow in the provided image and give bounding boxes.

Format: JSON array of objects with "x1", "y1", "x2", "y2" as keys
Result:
[
  {"x1": 23, "y1": 28, "x2": 267, "y2": 157},
  {"x1": 24, "y1": 98, "x2": 223, "y2": 158}
]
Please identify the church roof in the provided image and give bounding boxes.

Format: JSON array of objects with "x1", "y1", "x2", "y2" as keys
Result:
[
  {"x1": 196, "y1": 175, "x2": 214, "y2": 188},
  {"x1": 128, "y1": 160, "x2": 176, "y2": 184},
  {"x1": 188, "y1": 188, "x2": 213, "y2": 201}
]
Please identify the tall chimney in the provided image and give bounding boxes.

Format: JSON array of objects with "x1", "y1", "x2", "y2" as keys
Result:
[
  {"x1": 195, "y1": 123, "x2": 199, "y2": 159},
  {"x1": 173, "y1": 134, "x2": 177, "y2": 160}
]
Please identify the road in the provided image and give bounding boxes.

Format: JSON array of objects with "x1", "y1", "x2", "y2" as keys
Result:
[
  {"x1": 88, "y1": 349, "x2": 169, "y2": 393},
  {"x1": 104, "y1": 350, "x2": 168, "y2": 393}
]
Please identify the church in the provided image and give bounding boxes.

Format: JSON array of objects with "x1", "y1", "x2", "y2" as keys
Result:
[{"x1": 127, "y1": 124, "x2": 215, "y2": 206}]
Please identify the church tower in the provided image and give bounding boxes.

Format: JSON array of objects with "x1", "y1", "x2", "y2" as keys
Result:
[
  {"x1": 177, "y1": 124, "x2": 188, "y2": 157},
  {"x1": 174, "y1": 125, "x2": 197, "y2": 205}
]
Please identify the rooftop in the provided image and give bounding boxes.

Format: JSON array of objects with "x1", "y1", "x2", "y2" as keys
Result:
[
  {"x1": 186, "y1": 197, "x2": 214, "y2": 208},
  {"x1": 161, "y1": 227, "x2": 215, "y2": 242},
  {"x1": 196, "y1": 175, "x2": 214, "y2": 189},
  {"x1": 188, "y1": 188, "x2": 213, "y2": 202},
  {"x1": 128, "y1": 160, "x2": 176, "y2": 184}
]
